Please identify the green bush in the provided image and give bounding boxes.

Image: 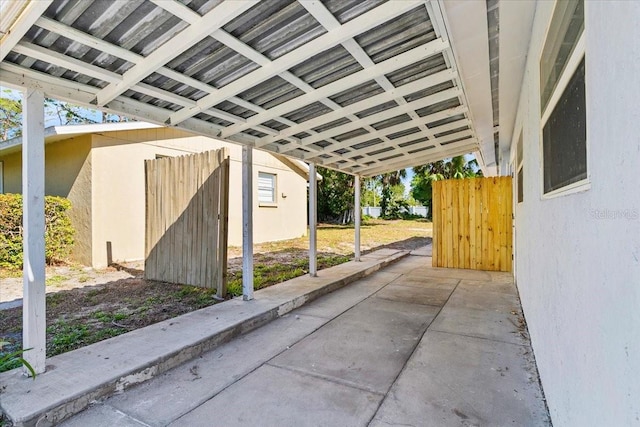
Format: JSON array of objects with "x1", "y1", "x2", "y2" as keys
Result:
[{"x1": 0, "y1": 194, "x2": 74, "y2": 269}]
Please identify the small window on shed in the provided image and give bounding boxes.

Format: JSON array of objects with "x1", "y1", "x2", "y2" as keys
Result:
[{"x1": 258, "y1": 172, "x2": 277, "y2": 205}]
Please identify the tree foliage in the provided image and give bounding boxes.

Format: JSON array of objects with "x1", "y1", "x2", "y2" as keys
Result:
[
  {"x1": 411, "y1": 156, "x2": 482, "y2": 218},
  {"x1": 317, "y1": 167, "x2": 356, "y2": 224},
  {"x1": 375, "y1": 169, "x2": 407, "y2": 219},
  {"x1": 0, "y1": 194, "x2": 75, "y2": 269},
  {"x1": 0, "y1": 90, "x2": 131, "y2": 140},
  {"x1": 0, "y1": 93, "x2": 22, "y2": 140}
]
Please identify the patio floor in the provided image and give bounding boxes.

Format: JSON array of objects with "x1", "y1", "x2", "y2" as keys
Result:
[{"x1": 59, "y1": 249, "x2": 550, "y2": 426}]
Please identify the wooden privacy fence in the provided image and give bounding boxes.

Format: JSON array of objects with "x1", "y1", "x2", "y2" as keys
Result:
[
  {"x1": 145, "y1": 149, "x2": 230, "y2": 296},
  {"x1": 432, "y1": 177, "x2": 512, "y2": 272}
]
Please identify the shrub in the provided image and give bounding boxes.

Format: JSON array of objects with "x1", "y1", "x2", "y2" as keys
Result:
[{"x1": 0, "y1": 194, "x2": 74, "y2": 269}]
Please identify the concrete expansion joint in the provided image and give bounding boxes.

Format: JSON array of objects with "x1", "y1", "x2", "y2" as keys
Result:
[{"x1": 264, "y1": 362, "x2": 386, "y2": 397}]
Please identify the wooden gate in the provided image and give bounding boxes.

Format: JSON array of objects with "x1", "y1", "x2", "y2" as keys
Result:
[
  {"x1": 144, "y1": 149, "x2": 229, "y2": 295},
  {"x1": 432, "y1": 177, "x2": 512, "y2": 272}
]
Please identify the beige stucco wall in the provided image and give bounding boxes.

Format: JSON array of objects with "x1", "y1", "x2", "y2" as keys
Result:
[
  {"x1": 0, "y1": 136, "x2": 93, "y2": 265},
  {"x1": 0, "y1": 150, "x2": 20, "y2": 193},
  {"x1": 89, "y1": 128, "x2": 306, "y2": 268}
]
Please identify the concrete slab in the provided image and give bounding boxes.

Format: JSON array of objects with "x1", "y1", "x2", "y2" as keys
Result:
[
  {"x1": 168, "y1": 364, "x2": 382, "y2": 427},
  {"x1": 370, "y1": 330, "x2": 551, "y2": 427},
  {"x1": 57, "y1": 404, "x2": 146, "y2": 427},
  {"x1": 411, "y1": 266, "x2": 495, "y2": 281},
  {"x1": 103, "y1": 314, "x2": 326, "y2": 427},
  {"x1": 410, "y1": 244, "x2": 432, "y2": 256},
  {"x1": 430, "y1": 305, "x2": 527, "y2": 346},
  {"x1": 375, "y1": 283, "x2": 454, "y2": 307},
  {"x1": 389, "y1": 275, "x2": 459, "y2": 290},
  {"x1": 378, "y1": 255, "x2": 428, "y2": 274},
  {"x1": 269, "y1": 297, "x2": 439, "y2": 394},
  {"x1": 458, "y1": 278, "x2": 519, "y2": 295},
  {"x1": 0, "y1": 249, "x2": 408, "y2": 427},
  {"x1": 295, "y1": 271, "x2": 401, "y2": 319},
  {"x1": 446, "y1": 286, "x2": 521, "y2": 314}
]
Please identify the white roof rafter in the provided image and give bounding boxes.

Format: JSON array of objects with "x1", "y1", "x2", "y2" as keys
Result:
[{"x1": 0, "y1": 0, "x2": 483, "y2": 176}]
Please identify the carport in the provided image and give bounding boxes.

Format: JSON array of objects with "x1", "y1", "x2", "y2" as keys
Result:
[{"x1": 0, "y1": 0, "x2": 521, "y2": 377}]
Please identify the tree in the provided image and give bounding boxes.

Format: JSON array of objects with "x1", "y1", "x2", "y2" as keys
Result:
[
  {"x1": 317, "y1": 167, "x2": 357, "y2": 224},
  {"x1": 361, "y1": 178, "x2": 380, "y2": 207},
  {"x1": 375, "y1": 169, "x2": 407, "y2": 218},
  {"x1": 0, "y1": 93, "x2": 22, "y2": 140},
  {"x1": 411, "y1": 156, "x2": 482, "y2": 218},
  {"x1": 0, "y1": 90, "x2": 130, "y2": 140}
]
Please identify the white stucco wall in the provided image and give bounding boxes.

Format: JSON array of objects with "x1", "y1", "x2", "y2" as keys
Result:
[
  {"x1": 510, "y1": 2, "x2": 640, "y2": 425},
  {"x1": 90, "y1": 128, "x2": 307, "y2": 268}
]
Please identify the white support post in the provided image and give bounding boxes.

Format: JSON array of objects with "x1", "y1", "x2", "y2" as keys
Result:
[
  {"x1": 354, "y1": 175, "x2": 361, "y2": 262},
  {"x1": 242, "y1": 145, "x2": 254, "y2": 301},
  {"x1": 309, "y1": 162, "x2": 317, "y2": 277},
  {"x1": 22, "y1": 89, "x2": 46, "y2": 375}
]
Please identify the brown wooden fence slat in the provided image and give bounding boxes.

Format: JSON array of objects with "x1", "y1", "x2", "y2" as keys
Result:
[
  {"x1": 433, "y1": 177, "x2": 512, "y2": 272},
  {"x1": 144, "y1": 149, "x2": 229, "y2": 288}
]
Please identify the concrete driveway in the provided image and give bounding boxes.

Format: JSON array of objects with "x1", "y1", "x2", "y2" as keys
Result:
[{"x1": 61, "y1": 253, "x2": 550, "y2": 426}]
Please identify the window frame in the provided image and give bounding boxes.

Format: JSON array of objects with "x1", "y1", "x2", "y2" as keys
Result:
[
  {"x1": 539, "y1": 0, "x2": 589, "y2": 199},
  {"x1": 0, "y1": 160, "x2": 4, "y2": 193},
  {"x1": 258, "y1": 171, "x2": 277, "y2": 207},
  {"x1": 516, "y1": 131, "x2": 524, "y2": 204}
]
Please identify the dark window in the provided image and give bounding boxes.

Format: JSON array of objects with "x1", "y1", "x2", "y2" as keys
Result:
[
  {"x1": 516, "y1": 132, "x2": 523, "y2": 203},
  {"x1": 517, "y1": 168, "x2": 524, "y2": 203},
  {"x1": 542, "y1": 58, "x2": 587, "y2": 193}
]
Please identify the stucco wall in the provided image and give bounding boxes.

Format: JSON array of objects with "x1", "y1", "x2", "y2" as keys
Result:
[
  {"x1": 0, "y1": 136, "x2": 93, "y2": 265},
  {"x1": 510, "y1": 2, "x2": 640, "y2": 425},
  {"x1": 90, "y1": 128, "x2": 306, "y2": 268},
  {"x1": 0, "y1": 151, "x2": 20, "y2": 193}
]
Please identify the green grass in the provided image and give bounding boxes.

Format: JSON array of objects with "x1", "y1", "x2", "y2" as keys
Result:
[
  {"x1": 46, "y1": 274, "x2": 67, "y2": 287},
  {"x1": 46, "y1": 319, "x2": 127, "y2": 356},
  {"x1": 229, "y1": 219, "x2": 432, "y2": 257},
  {"x1": 226, "y1": 254, "x2": 351, "y2": 297}
]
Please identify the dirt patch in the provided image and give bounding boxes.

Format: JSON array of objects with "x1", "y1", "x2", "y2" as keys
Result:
[{"x1": 0, "y1": 219, "x2": 431, "y2": 370}]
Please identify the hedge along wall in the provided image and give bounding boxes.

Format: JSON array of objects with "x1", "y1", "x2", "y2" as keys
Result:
[{"x1": 0, "y1": 194, "x2": 75, "y2": 269}]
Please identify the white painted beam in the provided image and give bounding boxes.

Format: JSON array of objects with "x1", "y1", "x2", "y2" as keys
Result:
[
  {"x1": 94, "y1": 1, "x2": 256, "y2": 106},
  {"x1": 22, "y1": 88, "x2": 46, "y2": 375},
  {"x1": 242, "y1": 145, "x2": 254, "y2": 301},
  {"x1": 256, "y1": 69, "x2": 456, "y2": 147},
  {"x1": 354, "y1": 175, "x2": 361, "y2": 262},
  {"x1": 220, "y1": 39, "x2": 449, "y2": 139},
  {"x1": 281, "y1": 88, "x2": 462, "y2": 153},
  {"x1": 0, "y1": 0, "x2": 52, "y2": 61},
  {"x1": 359, "y1": 142, "x2": 477, "y2": 177},
  {"x1": 148, "y1": 0, "x2": 200, "y2": 24},
  {"x1": 357, "y1": 124, "x2": 472, "y2": 162},
  {"x1": 437, "y1": 0, "x2": 495, "y2": 168},
  {"x1": 0, "y1": 63, "x2": 253, "y2": 145},
  {"x1": 308, "y1": 162, "x2": 317, "y2": 277},
  {"x1": 12, "y1": 41, "x2": 121, "y2": 83},
  {"x1": 170, "y1": 0, "x2": 426, "y2": 126},
  {"x1": 301, "y1": 105, "x2": 468, "y2": 160}
]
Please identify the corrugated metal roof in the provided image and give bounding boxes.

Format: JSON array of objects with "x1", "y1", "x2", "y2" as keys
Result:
[{"x1": 0, "y1": 0, "x2": 480, "y2": 176}]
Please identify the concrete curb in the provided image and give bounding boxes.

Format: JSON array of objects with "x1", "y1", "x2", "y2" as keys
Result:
[{"x1": 0, "y1": 249, "x2": 408, "y2": 427}]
